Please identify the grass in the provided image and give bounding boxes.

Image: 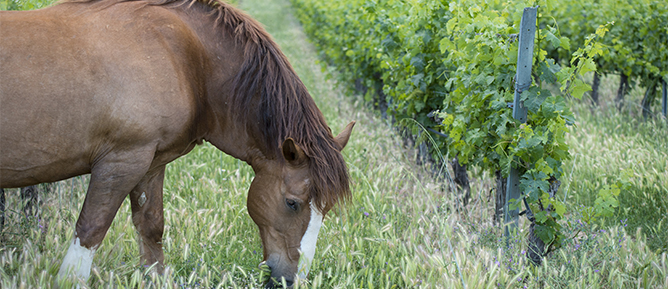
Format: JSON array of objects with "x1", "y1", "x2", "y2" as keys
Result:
[
  {"x1": 563, "y1": 74, "x2": 668, "y2": 253},
  {"x1": 1, "y1": 0, "x2": 667, "y2": 288}
]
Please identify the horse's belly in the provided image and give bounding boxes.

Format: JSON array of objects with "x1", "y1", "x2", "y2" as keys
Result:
[
  {"x1": 0, "y1": 159, "x2": 90, "y2": 189},
  {"x1": 0, "y1": 87, "x2": 93, "y2": 187}
]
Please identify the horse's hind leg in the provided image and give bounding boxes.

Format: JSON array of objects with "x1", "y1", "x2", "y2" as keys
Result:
[
  {"x1": 20, "y1": 185, "x2": 39, "y2": 218},
  {"x1": 59, "y1": 148, "x2": 155, "y2": 281},
  {"x1": 1, "y1": 188, "x2": 5, "y2": 230},
  {"x1": 0, "y1": 186, "x2": 40, "y2": 231},
  {"x1": 129, "y1": 165, "x2": 166, "y2": 274}
]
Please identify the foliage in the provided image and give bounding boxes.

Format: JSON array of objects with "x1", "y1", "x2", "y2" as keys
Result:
[
  {"x1": 0, "y1": 0, "x2": 53, "y2": 10},
  {"x1": 564, "y1": 100, "x2": 668, "y2": 252},
  {"x1": 575, "y1": 170, "x2": 632, "y2": 224},
  {"x1": 546, "y1": 0, "x2": 668, "y2": 111},
  {"x1": 290, "y1": 0, "x2": 622, "y2": 251}
]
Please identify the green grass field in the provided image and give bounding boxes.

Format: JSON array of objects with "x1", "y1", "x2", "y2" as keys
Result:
[{"x1": 1, "y1": 0, "x2": 667, "y2": 288}]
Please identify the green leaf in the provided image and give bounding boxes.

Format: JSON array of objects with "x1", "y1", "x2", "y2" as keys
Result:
[
  {"x1": 580, "y1": 58, "x2": 597, "y2": 75},
  {"x1": 411, "y1": 73, "x2": 424, "y2": 87},
  {"x1": 535, "y1": 158, "x2": 555, "y2": 176},
  {"x1": 538, "y1": 59, "x2": 560, "y2": 83},
  {"x1": 520, "y1": 171, "x2": 550, "y2": 199},
  {"x1": 522, "y1": 87, "x2": 550, "y2": 113},
  {"x1": 595, "y1": 23, "x2": 611, "y2": 37},
  {"x1": 534, "y1": 224, "x2": 555, "y2": 243},
  {"x1": 414, "y1": 100, "x2": 426, "y2": 112},
  {"x1": 570, "y1": 78, "x2": 592, "y2": 99},
  {"x1": 545, "y1": 30, "x2": 561, "y2": 48},
  {"x1": 553, "y1": 201, "x2": 566, "y2": 217},
  {"x1": 535, "y1": 211, "x2": 548, "y2": 223},
  {"x1": 439, "y1": 38, "x2": 453, "y2": 54},
  {"x1": 559, "y1": 37, "x2": 571, "y2": 51}
]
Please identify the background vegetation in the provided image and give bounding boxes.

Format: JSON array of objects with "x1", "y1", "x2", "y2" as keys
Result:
[
  {"x1": 1, "y1": 0, "x2": 666, "y2": 288},
  {"x1": 0, "y1": 0, "x2": 52, "y2": 10},
  {"x1": 289, "y1": 0, "x2": 666, "y2": 253}
]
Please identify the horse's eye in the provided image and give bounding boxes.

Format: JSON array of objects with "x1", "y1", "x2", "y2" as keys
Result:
[{"x1": 285, "y1": 199, "x2": 299, "y2": 211}]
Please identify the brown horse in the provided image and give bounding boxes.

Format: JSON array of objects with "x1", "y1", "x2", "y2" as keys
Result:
[{"x1": 0, "y1": 0, "x2": 354, "y2": 286}]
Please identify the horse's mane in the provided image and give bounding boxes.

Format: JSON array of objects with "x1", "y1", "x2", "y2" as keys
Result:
[
  {"x1": 59, "y1": 0, "x2": 350, "y2": 212},
  {"x1": 213, "y1": 1, "x2": 351, "y2": 213}
]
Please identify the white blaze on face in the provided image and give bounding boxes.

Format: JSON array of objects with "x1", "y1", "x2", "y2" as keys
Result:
[
  {"x1": 58, "y1": 237, "x2": 96, "y2": 281},
  {"x1": 297, "y1": 202, "x2": 323, "y2": 280}
]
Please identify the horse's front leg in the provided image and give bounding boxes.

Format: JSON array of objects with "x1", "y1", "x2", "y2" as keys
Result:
[
  {"x1": 58, "y1": 148, "x2": 155, "y2": 281},
  {"x1": 129, "y1": 165, "x2": 166, "y2": 273}
]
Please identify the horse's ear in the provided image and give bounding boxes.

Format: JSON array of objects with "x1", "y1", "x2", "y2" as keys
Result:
[
  {"x1": 334, "y1": 121, "x2": 356, "y2": 151},
  {"x1": 282, "y1": 138, "x2": 307, "y2": 166}
]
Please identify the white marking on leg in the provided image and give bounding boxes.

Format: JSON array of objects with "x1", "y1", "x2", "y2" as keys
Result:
[
  {"x1": 58, "y1": 237, "x2": 96, "y2": 281},
  {"x1": 297, "y1": 202, "x2": 323, "y2": 280},
  {"x1": 138, "y1": 192, "x2": 147, "y2": 207}
]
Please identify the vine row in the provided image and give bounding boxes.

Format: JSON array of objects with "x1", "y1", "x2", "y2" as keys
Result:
[{"x1": 291, "y1": 0, "x2": 635, "y2": 259}]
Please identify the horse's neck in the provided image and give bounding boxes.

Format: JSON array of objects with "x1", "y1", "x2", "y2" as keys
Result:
[
  {"x1": 191, "y1": 35, "x2": 257, "y2": 163},
  {"x1": 199, "y1": 56, "x2": 260, "y2": 163},
  {"x1": 203, "y1": 102, "x2": 264, "y2": 164},
  {"x1": 172, "y1": 3, "x2": 270, "y2": 164}
]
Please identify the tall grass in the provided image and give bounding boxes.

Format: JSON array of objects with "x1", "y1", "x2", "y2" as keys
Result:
[
  {"x1": 564, "y1": 74, "x2": 668, "y2": 253},
  {"x1": 1, "y1": 0, "x2": 667, "y2": 288}
]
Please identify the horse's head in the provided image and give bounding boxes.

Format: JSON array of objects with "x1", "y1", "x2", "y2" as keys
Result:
[{"x1": 246, "y1": 122, "x2": 354, "y2": 288}]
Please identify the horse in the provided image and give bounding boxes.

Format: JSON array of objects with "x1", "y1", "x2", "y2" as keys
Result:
[{"x1": 0, "y1": 0, "x2": 355, "y2": 287}]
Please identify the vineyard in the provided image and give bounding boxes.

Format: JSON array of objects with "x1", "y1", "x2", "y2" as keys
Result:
[
  {"x1": 548, "y1": 0, "x2": 668, "y2": 114},
  {"x1": 291, "y1": 0, "x2": 667, "y2": 256},
  {"x1": 1, "y1": 0, "x2": 667, "y2": 288}
]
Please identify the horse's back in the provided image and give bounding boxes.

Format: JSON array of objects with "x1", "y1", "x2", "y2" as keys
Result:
[{"x1": 0, "y1": 1, "x2": 204, "y2": 188}]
